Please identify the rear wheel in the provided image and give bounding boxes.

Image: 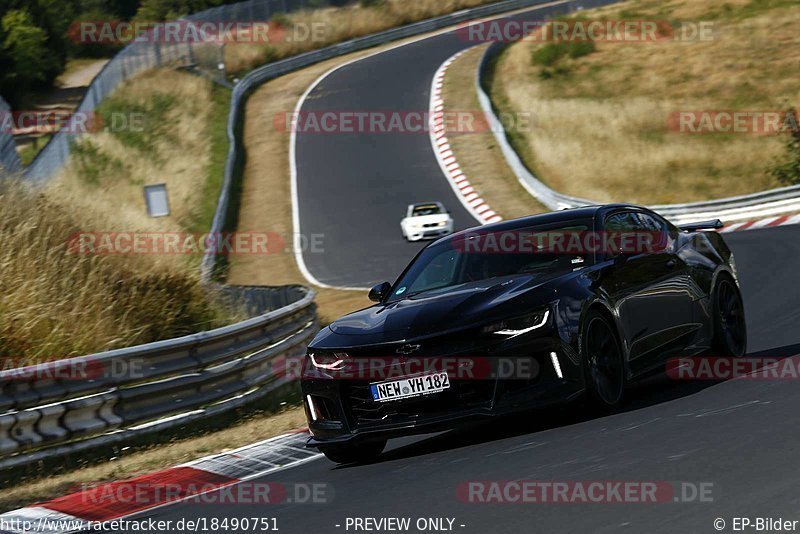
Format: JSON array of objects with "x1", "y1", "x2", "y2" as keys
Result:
[
  {"x1": 582, "y1": 310, "x2": 625, "y2": 410},
  {"x1": 712, "y1": 277, "x2": 747, "y2": 357},
  {"x1": 319, "y1": 440, "x2": 386, "y2": 465}
]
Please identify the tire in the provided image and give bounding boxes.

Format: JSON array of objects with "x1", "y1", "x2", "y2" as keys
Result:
[
  {"x1": 319, "y1": 440, "x2": 386, "y2": 465},
  {"x1": 711, "y1": 276, "x2": 747, "y2": 357},
  {"x1": 581, "y1": 310, "x2": 626, "y2": 411}
]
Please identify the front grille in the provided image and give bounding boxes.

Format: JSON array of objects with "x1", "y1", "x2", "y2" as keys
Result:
[
  {"x1": 340, "y1": 335, "x2": 498, "y2": 427},
  {"x1": 345, "y1": 379, "x2": 493, "y2": 427},
  {"x1": 423, "y1": 223, "x2": 441, "y2": 228}
]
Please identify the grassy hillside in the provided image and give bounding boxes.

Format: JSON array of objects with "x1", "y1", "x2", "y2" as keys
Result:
[
  {"x1": 0, "y1": 68, "x2": 239, "y2": 364},
  {"x1": 489, "y1": 0, "x2": 800, "y2": 204}
]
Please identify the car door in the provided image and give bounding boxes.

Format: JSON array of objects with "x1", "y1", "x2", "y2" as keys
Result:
[{"x1": 600, "y1": 211, "x2": 695, "y2": 375}]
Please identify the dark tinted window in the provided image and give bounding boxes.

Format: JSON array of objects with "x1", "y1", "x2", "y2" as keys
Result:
[
  {"x1": 390, "y1": 222, "x2": 591, "y2": 299},
  {"x1": 605, "y1": 212, "x2": 642, "y2": 232}
]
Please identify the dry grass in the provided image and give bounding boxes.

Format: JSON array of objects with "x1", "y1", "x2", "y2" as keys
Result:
[
  {"x1": 0, "y1": 405, "x2": 307, "y2": 512},
  {"x1": 0, "y1": 69, "x2": 242, "y2": 364},
  {"x1": 442, "y1": 44, "x2": 547, "y2": 220},
  {"x1": 489, "y1": 0, "x2": 799, "y2": 204},
  {"x1": 53, "y1": 69, "x2": 215, "y2": 237},
  {"x1": 224, "y1": 0, "x2": 511, "y2": 75},
  {"x1": 0, "y1": 181, "x2": 238, "y2": 363}
]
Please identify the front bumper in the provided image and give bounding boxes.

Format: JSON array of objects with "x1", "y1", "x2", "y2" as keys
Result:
[
  {"x1": 301, "y1": 333, "x2": 584, "y2": 447},
  {"x1": 405, "y1": 225, "x2": 453, "y2": 241}
]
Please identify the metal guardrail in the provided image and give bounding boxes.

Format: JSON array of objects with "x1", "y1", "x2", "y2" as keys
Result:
[
  {"x1": 477, "y1": 41, "x2": 800, "y2": 224},
  {"x1": 200, "y1": 0, "x2": 587, "y2": 281},
  {"x1": 0, "y1": 285, "x2": 316, "y2": 471},
  {"x1": 0, "y1": 97, "x2": 21, "y2": 175}
]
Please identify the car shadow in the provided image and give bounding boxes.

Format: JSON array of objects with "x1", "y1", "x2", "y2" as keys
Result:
[{"x1": 337, "y1": 342, "x2": 800, "y2": 468}]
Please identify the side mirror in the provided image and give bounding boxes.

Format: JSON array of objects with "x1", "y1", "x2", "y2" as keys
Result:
[{"x1": 369, "y1": 281, "x2": 392, "y2": 303}]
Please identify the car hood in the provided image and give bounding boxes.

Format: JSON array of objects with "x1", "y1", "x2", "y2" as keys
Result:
[{"x1": 321, "y1": 273, "x2": 565, "y2": 346}]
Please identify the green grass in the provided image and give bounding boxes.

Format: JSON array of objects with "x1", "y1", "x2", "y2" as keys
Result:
[
  {"x1": 97, "y1": 93, "x2": 177, "y2": 159},
  {"x1": 70, "y1": 138, "x2": 127, "y2": 185},
  {"x1": 17, "y1": 135, "x2": 50, "y2": 166},
  {"x1": 702, "y1": 0, "x2": 799, "y2": 20},
  {"x1": 190, "y1": 84, "x2": 231, "y2": 235}
]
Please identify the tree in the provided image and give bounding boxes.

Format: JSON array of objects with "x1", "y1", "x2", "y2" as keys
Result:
[{"x1": 1, "y1": 9, "x2": 56, "y2": 87}]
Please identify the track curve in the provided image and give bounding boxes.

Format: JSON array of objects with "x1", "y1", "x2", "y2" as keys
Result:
[{"x1": 293, "y1": 0, "x2": 614, "y2": 288}]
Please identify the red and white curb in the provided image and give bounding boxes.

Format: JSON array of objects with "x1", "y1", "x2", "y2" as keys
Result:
[
  {"x1": 0, "y1": 431, "x2": 318, "y2": 533},
  {"x1": 429, "y1": 47, "x2": 502, "y2": 226},
  {"x1": 719, "y1": 213, "x2": 800, "y2": 233}
]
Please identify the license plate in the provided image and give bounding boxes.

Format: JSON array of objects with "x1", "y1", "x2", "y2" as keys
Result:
[{"x1": 370, "y1": 372, "x2": 451, "y2": 402}]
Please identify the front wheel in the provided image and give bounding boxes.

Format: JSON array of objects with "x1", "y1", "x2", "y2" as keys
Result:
[
  {"x1": 712, "y1": 277, "x2": 747, "y2": 357},
  {"x1": 319, "y1": 440, "x2": 386, "y2": 465},
  {"x1": 582, "y1": 310, "x2": 626, "y2": 411}
]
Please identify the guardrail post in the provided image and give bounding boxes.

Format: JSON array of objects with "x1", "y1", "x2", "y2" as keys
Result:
[
  {"x1": 10, "y1": 409, "x2": 43, "y2": 450},
  {"x1": 0, "y1": 414, "x2": 19, "y2": 455}
]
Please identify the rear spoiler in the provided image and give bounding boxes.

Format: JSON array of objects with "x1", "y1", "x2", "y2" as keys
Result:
[{"x1": 678, "y1": 219, "x2": 724, "y2": 232}]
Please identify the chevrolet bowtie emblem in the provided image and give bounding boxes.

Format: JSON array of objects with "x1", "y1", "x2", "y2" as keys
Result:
[{"x1": 396, "y1": 344, "x2": 421, "y2": 355}]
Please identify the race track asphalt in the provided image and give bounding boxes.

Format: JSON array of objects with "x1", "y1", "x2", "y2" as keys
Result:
[
  {"x1": 293, "y1": 0, "x2": 614, "y2": 288},
  {"x1": 116, "y1": 0, "x2": 800, "y2": 529},
  {"x1": 123, "y1": 226, "x2": 800, "y2": 534}
]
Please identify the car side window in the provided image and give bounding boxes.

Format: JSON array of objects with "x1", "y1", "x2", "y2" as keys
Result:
[
  {"x1": 637, "y1": 213, "x2": 675, "y2": 252},
  {"x1": 636, "y1": 213, "x2": 662, "y2": 232},
  {"x1": 605, "y1": 212, "x2": 640, "y2": 231},
  {"x1": 604, "y1": 212, "x2": 643, "y2": 258}
]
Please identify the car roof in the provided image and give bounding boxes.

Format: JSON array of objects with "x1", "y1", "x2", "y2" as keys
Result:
[{"x1": 438, "y1": 203, "x2": 650, "y2": 243}]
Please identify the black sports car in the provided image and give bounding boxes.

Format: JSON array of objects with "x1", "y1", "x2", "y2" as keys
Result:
[{"x1": 301, "y1": 204, "x2": 746, "y2": 464}]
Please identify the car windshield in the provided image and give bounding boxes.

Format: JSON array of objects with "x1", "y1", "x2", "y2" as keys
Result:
[
  {"x1": 390, "y1": 223, "x2": 590, "y2": 300},
  {"x1": 412, "y1": 204, "x2": 443, "y2": 216}
]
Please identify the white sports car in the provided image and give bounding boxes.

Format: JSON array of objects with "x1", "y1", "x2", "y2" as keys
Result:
[{"x1": 400, "y1": 202, "x2": 454, "y2": 242}]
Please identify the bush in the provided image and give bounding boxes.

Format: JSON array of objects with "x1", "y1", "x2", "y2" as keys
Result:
[
  {"x1": 531, "y1": 43, "x2": 567, "y2": 67},
  {"x1": 771, "y1": 109, "x2": 800, "y2": 185},
  {"x1": 568, "y1": 40, "x2": 596, "y2": 59}
]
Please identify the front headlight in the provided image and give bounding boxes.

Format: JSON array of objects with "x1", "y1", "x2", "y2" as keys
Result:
[
  {"x1": 437, "y1": 221, "x2": 448, "y2": 227},
  {"x1": 482, "y1": 309, "x2": 550, "y2": 338},
  {"x1": 308, "y1": 351, "x2": 349, "y2": 370}
]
